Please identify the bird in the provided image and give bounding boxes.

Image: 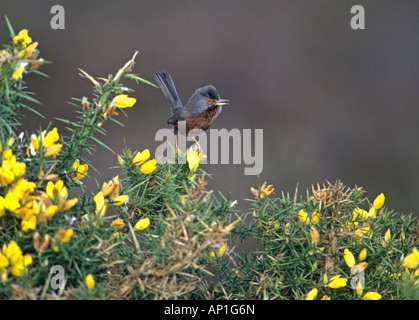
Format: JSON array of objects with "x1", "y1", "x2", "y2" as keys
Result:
[{"x1": 154, "y1": 70, "x2": 229, "y2": 152}]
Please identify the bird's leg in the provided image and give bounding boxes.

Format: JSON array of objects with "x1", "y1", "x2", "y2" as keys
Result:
[
  {"x1": 175, "y1": 132, "x2": 179, "y2": 155},
  {"x1": 193, "y1": 137, "x2": 201, "y2": 152}
]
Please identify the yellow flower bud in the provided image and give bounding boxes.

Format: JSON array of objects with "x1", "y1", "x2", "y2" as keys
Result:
[
  {"x1": 356, "y1": 281, "x2": 363, "y2": 296},
  {"x1": 310, "y1": 226, "x2": 320, "y2": 244},
  {"x1": 117, "y1": 154, "x2": 125, "y2": 165},
  {"x1": 111, "y1": 218, "x2": 125, "y2": 230},
  {"x1": 368, "y1": 206, "x2": 376, "y2": 218},
  {"x1": 353, "y1": 207, "x2": 368, "y2": 220},
  {"x1": 373, "y1": 193, "x2": 385, "y2": 210},
  {"x1": 363, "y1": 292, "x2": 382, "y2": 300},
  {"x1": 312, "y1": 210, "x2": 320, "y2": 223},
  {"x1": 0, "y1": 252, "x2": 9, "y2": 270},
  {"x1": 135, "y1": 217, "x2": 150, "y2": 230},
  {"x1": 383, "y1": 229, "x2": 391, "y2": 246},
  {"x1": 217, "y1": 243, "x2": 228, "y2": 257},
  {"x1": 344, "y1": 248, "x2": 355, "y2": 268},
  {"x1": 186, "y1": 149, "x2": 200, "y2": 172},
  {"x1": 112, "y1": 195, "x2": 129, "y2": 205},
  {"x1": 44, "y1": 128, "x2": 59, "y2": 148},
  {"x1": 328, "y1": 275, "x2": 347, "y2": 289},
  {"x1": 359, "y1": 248, "x2": 367, "y2": 261},
  {"x1": 94, "y1": 191, "x2": 107, "y2": 218},
  {"x1": 304, "y1": 288, "x2": 318, "y2": 300},
  {"x1": 112, "y1": 94, "x2": 136, "y2": 108},
  {"x1": 12, "y1": 65, "x2": 25, "y2": 80},
  {"x1": 85, "y1": 274, "x2": 95, "y2": 290}
]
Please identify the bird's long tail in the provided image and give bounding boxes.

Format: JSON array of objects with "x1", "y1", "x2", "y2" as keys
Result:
[{"x1": 154, "y1": 71, "x2": 182, "y2": 114}]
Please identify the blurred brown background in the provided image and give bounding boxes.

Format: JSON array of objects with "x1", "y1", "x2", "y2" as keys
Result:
[{"x1": 1, "y1": 0, "x2": 418, "y2": 216}]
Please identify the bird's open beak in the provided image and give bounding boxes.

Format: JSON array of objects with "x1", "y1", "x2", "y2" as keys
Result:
[{"x1": 214, "y1": 99, "x2": 229, "y2": 106}]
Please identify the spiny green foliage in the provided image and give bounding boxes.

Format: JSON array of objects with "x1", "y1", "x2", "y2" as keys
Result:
[
  {"x1": 0, "y1": 18, "x2": 236, "y2": 300},
  {"x1": 215, "y1": 181, "x2": 419, "y2": 300}
]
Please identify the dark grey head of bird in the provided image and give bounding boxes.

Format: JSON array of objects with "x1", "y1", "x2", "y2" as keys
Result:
[{"x1": 185, "y1": 85, "x2": 229, "y2": 115}]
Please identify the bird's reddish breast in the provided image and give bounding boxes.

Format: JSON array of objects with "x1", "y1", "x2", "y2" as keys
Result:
[{"x1": 185, "y1": 105, "x2": 222, "y2": 133}]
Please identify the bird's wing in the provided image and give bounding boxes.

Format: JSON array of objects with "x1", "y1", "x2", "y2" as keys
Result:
[{"x1": 154, "y1": 71, "x2": 183, "y2": 115}]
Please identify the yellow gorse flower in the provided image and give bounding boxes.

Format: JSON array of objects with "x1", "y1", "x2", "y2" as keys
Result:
[
  {"x1": 298, "y1": 209, "x2": 320, "y2": 224},
  {"x1": 112, "y1": 94, "x2": 136, "y2": 108},
  {"x1": 21, "y1": 215, "x2": 36, "y2": 232},
  {"x1": 111, "y1": 218, "x2": 125, "y2": 230},
  {"x1": 368, "y1": 206, "x2": 376, "y2": 218},
  {"x1": 403, "y1": 247, "x2": 419, "y2": 269},
  {"x1": 92, "y1": 176, "x2": 129, "y2": 220},
  {"x1": 140, "y1": 159, "x2": 157, "y2": 175},
  {"x1": 12, "y1": 65, "x2": 25, "y2": 80},
  {"x1": 0, "y1": 252, "x2": 9, "y2": 271},
  {"x1": 133, "y1": 149, "x2": 150, "y2": 166},
  {"x1": 298, "y1": 209, "x2": 309, "y2": 224},
  {"x1": 94, "y1": 191, "x2": 108, "y2": 218},
  {"x1": 29, "y1": 128, "x2": 63, "y2": 158},
  {"x1": 38, "y1": 180, "x2": 78, "y2": 222},
  {"x1": 111, "y1": 231, "x2": 122, "y2": 242},
  {"x1": 102, "y1": 175, "x2": 120, "y2": 199},
  {"x1": 1, "y1": 240, "x2": 32, "y2": 277},
  {"x1": 311, "y1": 210, "x2": 320, "y2": 223},
  {"x1": 186, "y1": 149, "x2": 200, "y2": 172},
  {"x1": 72, "y1": 159, "x2": 89, "y2": 180},
  {"x1": 209, "y1": 243, "x2": 228, "y2": 258},
  {"x1": 13, "y1": 29, "x2": 32, "y2": 47},
  {"x1": 45, "y1": 180, "x2": 67, "y2": 202},
  {"x1": 218, "y1": 243, "x2": 228, "y2": 257},
  {"x1": 55, "y1": 228, "x2": 74, "y2": 243},
  {"x1": 353, "y1": 223, "x2": 373, "y2": 242},
  {"x1": 250, "y1": 181, "x2": 275, "y2": 199},
  {"x1": 0, "y1": 148, "x2": 41, "y2": 231},
  {"x1": 328, "y1": 275, "x2": 347, "y2": 289},
  {"x1": 0, "y1": 149, "x2": 26, "y2": 186},
  {"x1": 112, "y1": 194, "x2": 129, "y2": 205},
  {"x1": 353, "y1": 207, "x2": 368, "y2": 220},
  {"x1": 18, "y1": 41, "x2": 38, "y2": 58}
]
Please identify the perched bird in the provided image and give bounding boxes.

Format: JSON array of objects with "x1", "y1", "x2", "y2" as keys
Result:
[{"x1": 154, "y1": 70, "x2": 229, "y2": 151}]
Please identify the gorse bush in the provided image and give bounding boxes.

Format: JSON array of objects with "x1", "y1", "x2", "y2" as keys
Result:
[{"x1": 0, "y1": 18, "x2": 418, "y2": 300}]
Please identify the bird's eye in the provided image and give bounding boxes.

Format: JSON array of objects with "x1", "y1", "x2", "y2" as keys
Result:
[{"x1": 206, "y1": 98, "x2": 213, "y2": 104}]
